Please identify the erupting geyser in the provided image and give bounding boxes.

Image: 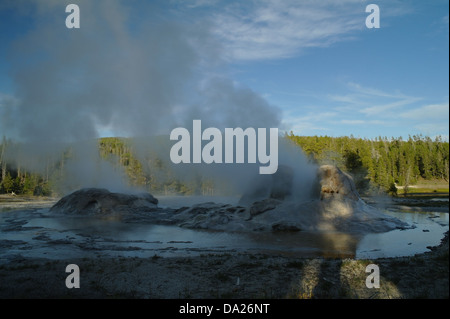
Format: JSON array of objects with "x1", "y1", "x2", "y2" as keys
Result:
[{"x1": 50, "y1": 163, "x2": 410, "y2": 235}]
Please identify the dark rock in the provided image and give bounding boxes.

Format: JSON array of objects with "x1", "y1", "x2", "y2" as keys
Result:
[
  {"x1": 50, "y1": 188, "x2": 159, "y2": 217},
  {"x1": 249, "y1": 198, "x2": 281, "y2": 218},
  {"x1": 271, "y1": 222, "x2": 301, "y2": 232}
]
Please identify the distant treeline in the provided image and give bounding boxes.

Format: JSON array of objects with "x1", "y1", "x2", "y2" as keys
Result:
[
  {"x1": 0, "y1": 136, "x2": 58, "y2": 196},
  {"x1": 0, "y1": 134, "x2": 449, "y2": 196},
  {"x1": 97, "y1": 137, "x2": 216, "y2": 196},
  {"x1": 286, "y1": 133, "x2": 449, "y2": 195},
  {"x1": 0, "y1": 136, "x2": 216, "y2": 196}
]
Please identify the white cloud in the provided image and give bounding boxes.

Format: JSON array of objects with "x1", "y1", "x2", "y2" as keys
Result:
[
  {"x1": 346, "y1": 82, "x2": 409, "y2": 99},
  {"x1": 289, "y1": 111, "x2": 338, "y2": 122},
  {"x1": 399, "y1": 102, "x2": 450, "y2": 139},
  {"x1": 211, "y1": 0, "x2": 366, "y2": 61},
  {"x1": 289, "y1": 81, "x2": 449, "y2": 138},
  {"x1": 283, "y1": 120, "x2": 330, "y2": 135},
  {"x1": 412, "y1": 123, "x2": 450, "y2": 141},
  {"x1": 329, "y1": 94, "x2": 360, "y2": 104},
  {"x1": 399, "y1": 102, "x2": 449, "y2": 120},
  {"x1": 414, "y1": 123, "x2": 449, "y2": 132},
  {"x1": 281, "y1": 111, "x2": 336, "y2": 134},
  {"x1": 183, "y1": 0, "x2": 220, "y2": 9},
  {"x1": 341, "y1": 119, "x2": 365, "y2": 125},
  {"x1": 207, "y1": 0, "x2": 413, "y2": 61},
  {"x1": 332, "y1": 82, "x2": 422, "y2": 116},
  {"x1": 360, "y1": 97, "x2": 422, "y2": 116}
]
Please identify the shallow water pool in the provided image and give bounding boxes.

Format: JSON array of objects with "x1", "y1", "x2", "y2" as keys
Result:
[{"x1": 0, "y1": 196, "x2": 448, "y2": 261}]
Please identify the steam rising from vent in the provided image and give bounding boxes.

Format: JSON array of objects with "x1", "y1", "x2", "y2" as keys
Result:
[{"x1": 0, "y1": 1, "x2": 316, "y2": 196}]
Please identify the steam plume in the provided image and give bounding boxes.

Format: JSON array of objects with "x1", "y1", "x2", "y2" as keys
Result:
[{"x1": 1, "y1": 0, "x2": 315, "y2": 196}]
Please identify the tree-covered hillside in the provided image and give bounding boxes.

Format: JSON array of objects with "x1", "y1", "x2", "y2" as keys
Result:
[
  {"x1": 286, "y1": 133, "x2": 449, "y2": 195},
  {"x1": 0, "y1": 134, "x2": 448, "y2": 196}
]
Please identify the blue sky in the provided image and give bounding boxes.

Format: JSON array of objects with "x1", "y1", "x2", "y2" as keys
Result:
[{"x1": 0, "y1": 0, "x2": 448, "y2": 141}]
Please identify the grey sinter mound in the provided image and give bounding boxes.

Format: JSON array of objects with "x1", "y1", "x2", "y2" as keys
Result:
[{"x1": 50, "y1": 165, "x2": 410, "y2": 234}]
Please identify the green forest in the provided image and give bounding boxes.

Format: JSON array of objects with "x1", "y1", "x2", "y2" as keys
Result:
[
  {"x1": 286, "y1": 133, "x2": 449, "y2": 196},
  {"x1": 0, "y1": 134, "x2": 448, "y2": 197}
]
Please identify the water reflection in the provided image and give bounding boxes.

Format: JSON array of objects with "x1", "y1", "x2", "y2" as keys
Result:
[
  {"x1": 1, "y1": 203, "x2": 448, "y2": 260},
  {"x1": 245, "y1": 231, "x2": 360, "y2": 258},
  {"x1": 356, "y1": 211, "x2": 449, "y2": 259}
]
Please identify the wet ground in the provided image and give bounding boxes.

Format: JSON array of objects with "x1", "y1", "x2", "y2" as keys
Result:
[
  {"x1": 0, "y1": 195, "x2": 448, "y2": 299},
  {"x1": 0, "y1": 195, "x2": 448, "y2": 263}
]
